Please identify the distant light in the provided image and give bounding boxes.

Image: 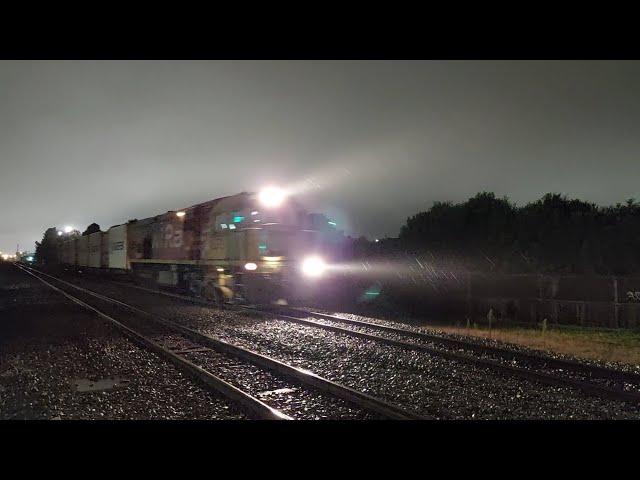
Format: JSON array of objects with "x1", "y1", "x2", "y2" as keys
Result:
[
  {"x1": 244, "y1": 262, "x2": 257, "y2": 271},
  {"x1": 362, "y1": 284, "x2": 382, "y2": 301},
  {"x1": 253, "y1": 219, "x2": 261, "y2": 223},
  {"x1": 64, "y1": 226, "x2": 73, "y2": 233},
  {"x1": 26, "y1": 256, "x2": 34, "y2": 262},
  {"x1": 375, "y1": 238, "x2": 379, "y2": 243},
  {"x1": 233, "y1": 216, "x2": 244, "y2": 223},
  {"x1": 251, "y1": 211, "x2": 259, "y2": 216},
  {"x1": 58, "y1": 231, "x2": 63, "y2": 236},
  {"x1": 176, "y1": 211, "x2": 186, "y2": 218},
  {"x1": 216, "y1": 267, "x2": 225, "y2": 272},
  {"x1": 258, "y1": 187, "x2": 286, "y2": 208},
  {"x1": 258, "y1": 244, "x2": 267, "y2": 250},
  {"x1": 220, "y1": 223, "x2": 228, "y2": 229},
  {"x1": 301, "y1": 256, "x2": 327, "y2": 278},
  {"x1": 328, "y1": 221, "x2": 337, "y2": 227},
  {"x1": 229, "y1": 224, "x2": 236, "y2": 230}
]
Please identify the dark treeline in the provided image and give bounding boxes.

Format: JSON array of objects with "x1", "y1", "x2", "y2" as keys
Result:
[
  {"x1": 35, "y1": 225, "x2": 88, "y2": 265},
  {"x1": 366, "y1": 192, "x2": 640, "y2": 275},
  {"x1": 34, "y1": 227, "x2": 59, "y2": 265}
]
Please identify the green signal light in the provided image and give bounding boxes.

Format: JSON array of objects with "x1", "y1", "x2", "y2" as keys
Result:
[
  {"x1": 233, "y1": 216, "x2": 245, "y2": 223},
  {"x1": 258, "y1": 244, "x2": 267, "y2": 250},
  {"x1": 361, "y1": 284, "x2": 382, "y2": 301}
]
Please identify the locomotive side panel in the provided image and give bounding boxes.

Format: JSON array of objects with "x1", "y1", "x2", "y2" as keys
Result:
[
  {"x1": 200, "y1": 195, "x2": 250, "y2": 262},
  {"x1": 151, "y1": 212, "x2": 193, "y2": 261},
  {"x1": 127, "y1": 218, "x2": 155, "y2": 261}
]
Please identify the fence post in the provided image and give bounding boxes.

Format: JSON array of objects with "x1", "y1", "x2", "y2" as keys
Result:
[
  {"x1": 551, "y1": 276, "x2": 559, "y2": 324},
  {"x1": 466, "y1": 272, "x2": 472, "y2": 323},
  {"x1": 612, "y1": 276, "x2": 619, "y2": 328}
]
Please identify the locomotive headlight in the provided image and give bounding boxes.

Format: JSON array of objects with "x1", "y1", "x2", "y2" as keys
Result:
[
  {"x1": 244, "y1": 262, "x2": 258, "y2": 271},
  {"x1": 258, "y1": 187, "x2": 286, "y2": 208},
  {"x1": 301, "y1": 256, "x2": 327, "y2": 278}
]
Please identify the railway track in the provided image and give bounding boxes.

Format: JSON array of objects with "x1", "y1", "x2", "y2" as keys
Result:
[
  {"x1": 283, "y1": 307, "x2": 640, "y2": 385},
  {"x1": 100, "y1": 276, "x2": 640, "y2": 406},
  {"x1": 251, "y1": 306, "x2": 640, "y2": 405},
  {"x1": 15, "y1": 264, "x2": 426, "y2": 420}
]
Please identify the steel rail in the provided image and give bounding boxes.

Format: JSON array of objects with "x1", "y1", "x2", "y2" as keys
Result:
[
  {"x1": 19, "y1": 265, "x2": 428, "y2": 420},
  {"x1": 108, "y1": 278, "x2": 640, "y2": 387},
  {"x1": 281, "y1": 307, "x2": 640, "y2": 385},
  {"x1": 15, "y1": 264, "x2": 290, "y2": 420},
  {"x1": 242, "y1": 306, "x2": 640, "y2": 405},
  {"x1": 101, "y1": 273, "x2": 640, "y2": 404}
]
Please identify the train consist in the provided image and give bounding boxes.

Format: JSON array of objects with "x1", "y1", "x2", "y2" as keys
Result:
[{"x1": 54, "y1": 188, "x2": 346, "y2": 304}]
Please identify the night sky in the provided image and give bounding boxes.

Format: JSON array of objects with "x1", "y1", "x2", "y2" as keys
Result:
[{"x1": 1, "y1": 60, "x2": 640, "y2": 253}]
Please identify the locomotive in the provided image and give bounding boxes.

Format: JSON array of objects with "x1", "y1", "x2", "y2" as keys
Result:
[{"x1": 56, "y1": 188, "x2": 345, "y2": 305}]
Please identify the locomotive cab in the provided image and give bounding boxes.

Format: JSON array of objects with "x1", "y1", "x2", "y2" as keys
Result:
[{"x1": 210, "y1": 192, "x2": 332, "y2": 305}]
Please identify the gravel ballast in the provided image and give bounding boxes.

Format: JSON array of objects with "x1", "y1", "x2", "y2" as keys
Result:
[
  {"x1": 0, "y1": 264, "x2": 245, "y2": 420},
  {"x1": 58, "y1": 273, "x2": 640, "y2": 420},
  {"x1": 12, "y1": 269, "x2": 379, "y2": 420}
]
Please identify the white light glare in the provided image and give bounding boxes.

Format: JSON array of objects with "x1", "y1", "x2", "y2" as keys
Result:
[
  {"x1": 176, "y1": 211, "x2": 186, "y2": 218},
  {"x1": 244, "y1": 262, "x2": 258, "y2": 271},
  {"x1": 64, "y1": 226, "x2": 73, "y2": 233},
  {"x1": 258, "y1": 187, "x2": 286, "y2": 208},
  {"x1": 301, "y1": 256, "x2": 327, "y2": 278}
]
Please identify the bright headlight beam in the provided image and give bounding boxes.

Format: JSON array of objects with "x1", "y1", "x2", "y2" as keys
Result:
[
  {"x1": 244, "y1": 262, "x2": 258, "y2": 271},
  {"x1": 301, "y1": 256, "x2": 327, "y2": 278},
  {"x1": 258, "y1": 187, "x2": 286, "y2": 208}
]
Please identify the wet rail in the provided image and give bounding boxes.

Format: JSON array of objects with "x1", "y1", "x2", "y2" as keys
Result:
[
  {"x1": 250, "y1": 306, "x2": 640, "y2": 405},
  {"x1": 58, "y1": 271, "x2": 640, "y2": 406},
  {"x1": 16, "y1": 265, "x2": 426, "y2": 420},
  {"x1": 282, "y1": 307, "x2": 640, "y2": 386}
]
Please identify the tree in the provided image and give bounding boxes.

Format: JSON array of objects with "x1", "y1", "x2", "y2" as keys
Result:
[
  {"x1": 35, "y1": 227, "x2": 60, "y2": 265},
  {"x1": 393, "y1": 192, "x2": 640, "y2": 274},
  {"x1": 82, "y1": 223, "x2": 101, "y2": 236}
]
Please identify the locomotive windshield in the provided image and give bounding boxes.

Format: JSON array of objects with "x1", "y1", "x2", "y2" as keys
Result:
[{"x1": 257, "y1": 228, "x2": 324, "y2": 260}]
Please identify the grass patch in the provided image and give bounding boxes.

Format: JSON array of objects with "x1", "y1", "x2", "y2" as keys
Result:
[{"x1": 431, "y1": 323, "x2": 640, "y2": 367}]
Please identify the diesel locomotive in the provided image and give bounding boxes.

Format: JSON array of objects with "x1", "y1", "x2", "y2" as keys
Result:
[{"x1": 56, "y1": 188, "x2": 345, "y2": 304}]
